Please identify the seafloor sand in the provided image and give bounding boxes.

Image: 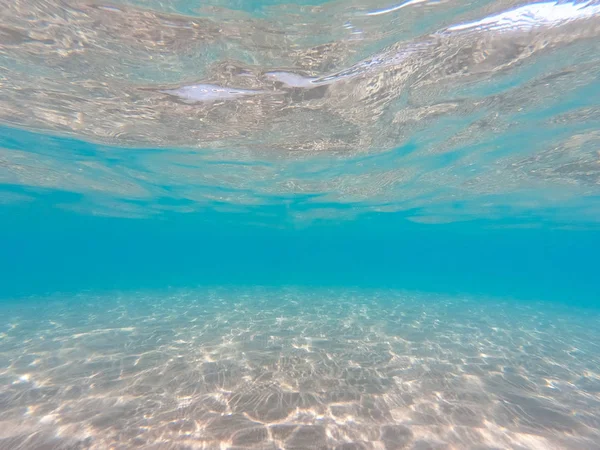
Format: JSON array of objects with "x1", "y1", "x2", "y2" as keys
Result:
[{"x1": 0, "y1": 287, "x2": 599, "y2": 450}]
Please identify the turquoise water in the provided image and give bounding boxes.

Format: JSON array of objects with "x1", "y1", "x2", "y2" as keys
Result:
[{"x1": 1, "y1": 0, "x2": 600, "y2": 448}]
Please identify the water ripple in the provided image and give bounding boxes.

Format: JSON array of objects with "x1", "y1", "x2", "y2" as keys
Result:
[{"x1": 0, "y1": 0, "x2": 599, "y2": 223}]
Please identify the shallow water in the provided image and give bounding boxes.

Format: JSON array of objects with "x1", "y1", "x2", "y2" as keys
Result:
[
  {"x1": 1, "y1": 288, "x2": 600, "y2": 449},
  {"x1": 1, "y1": 0, "x2": 600, "y2": 449}
]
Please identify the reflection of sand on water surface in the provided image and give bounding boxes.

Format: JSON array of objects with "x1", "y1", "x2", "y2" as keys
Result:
[
  {"x1": 2, "y1": 1, "x2": 600, "y2": 223},
  {"x1": 0, "y1": 288, "x2": 599, "y2": 449}
]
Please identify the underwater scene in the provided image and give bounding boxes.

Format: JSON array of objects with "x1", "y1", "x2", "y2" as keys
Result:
[{"x1": 1, "y1": 0, "x2": 600, "y2": 448}]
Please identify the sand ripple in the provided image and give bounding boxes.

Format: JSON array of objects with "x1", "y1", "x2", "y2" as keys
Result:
[{"x1": 0, "y1": 288, "x2": 599, "y2": 449}]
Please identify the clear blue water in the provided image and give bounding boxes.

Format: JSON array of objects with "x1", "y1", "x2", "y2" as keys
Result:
[{"x1": 1, "y1": 0, "x2": 600, "y2": 448}]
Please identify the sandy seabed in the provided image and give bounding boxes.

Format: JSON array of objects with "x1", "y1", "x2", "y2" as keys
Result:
[{"x1": 0, "y1": 287, "x2": 599, "y2": 450}]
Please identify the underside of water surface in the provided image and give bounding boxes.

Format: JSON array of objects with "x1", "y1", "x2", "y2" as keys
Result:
[
  {"x1": 1, "y1": 0, "x2": 600, "y2": 449},
  {"x1": 1, "y1": 0, "x2": 599, "y2": 224}
]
